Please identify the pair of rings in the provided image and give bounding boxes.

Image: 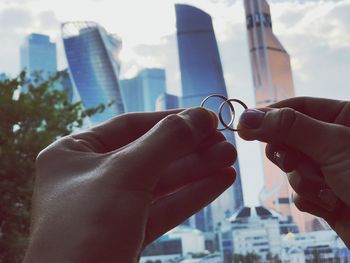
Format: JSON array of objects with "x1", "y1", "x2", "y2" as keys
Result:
[{"x1": 200, "y1": 94, "x2": 248, "y2": 132}]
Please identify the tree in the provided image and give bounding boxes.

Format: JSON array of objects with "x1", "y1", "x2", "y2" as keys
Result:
[{"x1": 0, "y1": 71, "x2": 106, "y2": 263}]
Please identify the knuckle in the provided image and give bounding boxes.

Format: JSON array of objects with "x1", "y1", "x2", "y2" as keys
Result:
[
  {"x1": 322, "y1": 126, "x2": 350, "y2": 164},
  {"x1": 276, "y1": 108, "x2": 297, "y2": 136},
  {"x1": 35, "y1": 144, "x2": 56, "y2": 169},
  {"x1": 161, "y1": 114, "x2": 193, "y2": 143},
  {"x1": 333, "y1": 127, "x2": 350, "y2": 148},
  {"x1": 293, "y1": 196, "x2": 308, "y2": 212},
  {"x1": 35, "y1": 148, "x2": 49, "y2": 167},
  {"x1": 35, "y1": 137, "x2": 72, "y2": 168},
  {"x1": 287, "y1": 172, "x2": 303, "y2": 194}
]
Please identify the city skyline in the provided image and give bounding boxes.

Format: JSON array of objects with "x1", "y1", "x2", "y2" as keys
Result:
[{"x1": 0, "y1": 0, "x2": 349, "y2": 206}]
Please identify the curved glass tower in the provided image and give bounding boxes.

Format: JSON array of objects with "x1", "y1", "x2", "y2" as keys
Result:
[
  {"x1": 175, "y1": 4, "x2": 244, "y2": 230},
  {"x1": 62, "y1": 22, "x2": 125, "y2": 124}
]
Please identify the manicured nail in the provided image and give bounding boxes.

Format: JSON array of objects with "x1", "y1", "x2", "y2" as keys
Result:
[
  {"x1": 239, "y1": 109, "x2": 265, "y2": 129},
  {"x1": 318, "y1": 189, "x2": 338, "y2": 211},
  {"x1": 182, "y1": 107, "x2": 215, "y2": 132}
]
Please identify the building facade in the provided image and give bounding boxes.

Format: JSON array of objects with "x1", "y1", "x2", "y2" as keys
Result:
[
  {"x1": 120, "y1": 68, "x2": 166, "y2": 112},
  {"x1": 227, "y1": 206, "x2": 298, "y2": 260},
  {"x1": 155, "y1": 92, "x2": 179, "y2": 111},
  {"x1": 175, "y1": 4, "x2": 244, "y2": 231},
  {"x1": 0, "y1": 73, "x2": 7, "y2": 82},
  {"x1": 53, "y1": 69, "x2": 75, "y2": 103},
  {"x1": 244, "y1": 0, "x2": 320, "y2": 232},
  {"x1": 281, "y1": 230, "x2": 350, "y2": 262},
  {"x1": 141, "y1": 226, "x2": 206, "y2": 263},
  {"x1": 61, "y1": 21, "x2": 125, "y2": 124},
  {"x1": 20, "y1": 33, "x2": 57, "y2": 77},
  {"x1": 218, "y1": 206, "x2": 349, "y2": 262}
]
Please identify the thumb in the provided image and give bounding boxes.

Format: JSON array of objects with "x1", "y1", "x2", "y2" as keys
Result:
[{"x1": 237, "y1": 107, "x2": 349, "y2": 164}]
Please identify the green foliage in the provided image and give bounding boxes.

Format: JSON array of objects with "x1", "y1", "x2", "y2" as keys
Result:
[{"x1": 0, "y1": 71, "x2": 105, "y2": 263}]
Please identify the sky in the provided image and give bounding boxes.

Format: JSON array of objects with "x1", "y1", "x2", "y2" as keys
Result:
[{"x1": 0, "y1": 0, "x2": 349, "y2": 206}]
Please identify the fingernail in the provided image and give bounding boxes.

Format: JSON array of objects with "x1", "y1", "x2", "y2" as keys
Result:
[
  {"x1": 318, "y1": 189, "x2": 338, "y2": 212},
  {"x1": 239, "y1": 109, "x2": 265, "y2": 129},
  {"x1": 182, "y1": 107, "x2": 215, "y2": 132}
]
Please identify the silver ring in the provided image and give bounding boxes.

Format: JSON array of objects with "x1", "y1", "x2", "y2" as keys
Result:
[{"x1": 200, "y1": 94, "x2": 235, "y2": 131}]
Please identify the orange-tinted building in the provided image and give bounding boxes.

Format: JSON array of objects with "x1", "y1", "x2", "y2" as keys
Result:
[{"x1": 243, "y1": 0, "x2": 325, "y2": 232}]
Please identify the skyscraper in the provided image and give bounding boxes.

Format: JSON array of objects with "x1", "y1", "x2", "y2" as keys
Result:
[
  {"x1": 120, "y1": 68, "x2": 166, "y2": 112},
  {"x1": 175, "y1": 4, "x2": 244, "y2": 230},
  {"x1": 244, "y1": 0, "x2": 319, "y2": 232},
  {"x1": 20, "y1": 33, "x2": 57, "y2": 77},
  {"x1": 54, "y1": 69, "x2": 75, "y2": 103},
  {"x1": 61, "y1": 22, "x2": 125, "y2": 124},
  {"x1": 0, "y1": 73, "x2": 7, "y2": 82},
  {"x1": 155, "y1": 92, "x2": 179, "y2": 111}
]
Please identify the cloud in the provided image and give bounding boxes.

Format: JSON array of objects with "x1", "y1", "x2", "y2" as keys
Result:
[
  {"x1": 0, "y1": 7, "x2": 35, "y2": 75},
  {"x1": 326, "y1": 2, "x2": 350, "y2": 35},
  {"x1": 276, "y1": 6, "x2": 311, "y2": 27},
  {"x1": 284, "y1": 32, "x2": 350, "y2": 100},
  {"x1": 0, "y1": 7, "x2": 34, "y2": 30},
  {"x1": 38, "y1": 10, "x2": 60, "y2": 30},
  {"x1": 3, "y1": 0, "x2": 39, "y2": 4}
]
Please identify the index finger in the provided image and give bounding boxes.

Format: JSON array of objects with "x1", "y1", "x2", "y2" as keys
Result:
[
  {"x1": 238, "y1": 107, "x2": 348, "y2": 164},
  {"x1": 72, "y1": 109, "x2": 184, "y2": 152},
  {"x1": 270, "y1": 97, "x2": 349, "y2": 124}
]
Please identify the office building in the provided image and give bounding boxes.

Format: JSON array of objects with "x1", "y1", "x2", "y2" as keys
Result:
[
  {"x1": 155, "y1": 92, "x2": 179, "y2": 111},
  {"x1": 244, "y1": 0, "x2": 321, "y2": 232},
  {"x1": 281, "y1": 230, "x2": 350, "y2": 262},
  {"x1": 61, "y1": 21, "x2": 125, "y2": 124},
  {"x1": 53, "y1": 69, "x2": 75, "y2": 103},
  {"x1": 226, "y1": 206, "x2": 298, "y2": 260},
  {"x1": 20, "y1": 33, "x2": 57, "y2": 77},
  {"x1": 218, "y1": 207, "x2": 349, "y2": 262},
  {"x1": 141, "y1": 226, "x2": 206, "y2": 263},
  {"x1": 175, "y1": 4, "x2": 244, "y2": 231},
  {"x1": 120, "y1": 68, "x2": 166, "y2": 112},
  {"x1": 0, "y1": 73, "x2": 7, "y2": 82}
]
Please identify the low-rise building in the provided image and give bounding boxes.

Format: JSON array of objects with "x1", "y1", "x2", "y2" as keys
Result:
[
  {"x1": 224, "y1": 206, "x2": 298, "y2": 260},
  {"x1": 141, "y1": 226, "x2": 208, "y2": 263},
  {"x1": 281, "y1": 230, "x2": 350, "y2": 262}
]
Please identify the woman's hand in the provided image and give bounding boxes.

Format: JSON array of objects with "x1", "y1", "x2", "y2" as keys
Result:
[
  {"x1": 23, "y1": 107, "x2": 237, "y2": 263},
  {"x1": 238, "y1": 96, "x2": 350, "y2": 247}
]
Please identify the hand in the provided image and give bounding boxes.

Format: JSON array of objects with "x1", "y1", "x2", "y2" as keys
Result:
[
  {"x1": 23, "y1": 107, "x2": 237, "y2": 263},
  {"x1": 237, "y1": 97, "x2": 350, "y2": 247}
]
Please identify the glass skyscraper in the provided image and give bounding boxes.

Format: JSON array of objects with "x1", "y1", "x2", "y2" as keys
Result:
[
  {"x1": 53, "y1": 69, "x2": 75, "y2": 103},
  {"x1": 0, "y1": 73, "x2": 7, "y2": 82},
  {"x1": 61, "y1": 22, "x2": 125, "y2": 124},
  {"x1": 120, "y1": 68, "x2": 166, "y2": 112},
  {"x1": 175, "y1": 4, "x2": 244, "y2": 231},
  {"x1": 244, "y1": 0, "x2": 322, "y2": 232},
  {"x1": 155, "y1": 92, "x2": 179, "y2": 111},
  {"x1": 20, "y1": 33, "x2": 57, "y2": 77}
]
